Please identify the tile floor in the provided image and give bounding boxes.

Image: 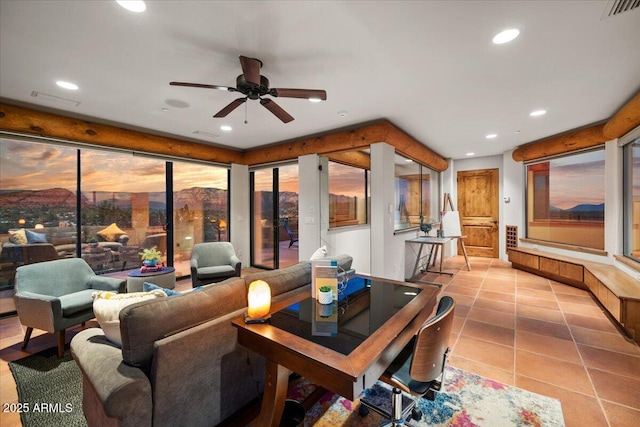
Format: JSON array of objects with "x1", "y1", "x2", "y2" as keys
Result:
[{"x1": 1, "y1": 256, "x2": 639, "y2": 427}]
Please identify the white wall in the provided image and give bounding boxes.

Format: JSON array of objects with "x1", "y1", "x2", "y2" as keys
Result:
[{"x1": 230, "y1": 163, "x2": 250, "y2": 266}]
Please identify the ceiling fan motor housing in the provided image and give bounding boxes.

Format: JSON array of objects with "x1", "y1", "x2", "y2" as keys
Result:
[{"x1": 236, "y1": 74, "x2": 270, "y2": 99}]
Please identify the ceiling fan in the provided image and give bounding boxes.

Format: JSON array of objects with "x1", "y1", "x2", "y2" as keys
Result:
[{"x1": 170, "y1": 55, "x2": 327, "y2": 123}]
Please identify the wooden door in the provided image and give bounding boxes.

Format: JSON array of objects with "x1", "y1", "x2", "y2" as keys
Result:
[{"x1": 457, "y1": 169, "x2": 499, "y2": 258}]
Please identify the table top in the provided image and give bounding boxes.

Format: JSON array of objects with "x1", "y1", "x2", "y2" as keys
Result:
[
  {"x1": 232, "y1": 273, "x2": 440, "y2": 400},
  {"x1": 407, "y1": 236, "x2": 453, "y2": 244},
  {"x1": 127, "y1": 266, "x2": 175, "y2": 278}
]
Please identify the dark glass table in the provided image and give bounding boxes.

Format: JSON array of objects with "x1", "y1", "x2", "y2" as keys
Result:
[{"x1": 232, "y1": 274, "x2": 440, "y2": 427}]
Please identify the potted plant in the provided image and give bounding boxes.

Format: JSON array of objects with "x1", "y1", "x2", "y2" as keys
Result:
[
  {"x1": 140, "y1": 246, "x2": 162, "y2": 267},
  {"x1": 317, "y1": 285, "x2": 333, "y2": 305}
]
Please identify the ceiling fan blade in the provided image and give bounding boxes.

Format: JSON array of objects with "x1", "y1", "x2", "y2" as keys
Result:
[
  {"x1": 260, "y1": 98, "x2": 294, "y2": 123},
  {"x1": 170, "y1": 82, "x2": 236, "y2": 92},
  {"x1": 239, "y1": 56, "x2": 262, "y2": 87},
  {"x1": 269, "y1": 88, "x2": 327, "y2": 101},
  {"x1": 213, "y1": 98, "x2": 246, "y2": 118}
]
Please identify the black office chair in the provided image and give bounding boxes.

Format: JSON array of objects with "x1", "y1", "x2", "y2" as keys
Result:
[
  {"x1": 359, "y1": 296, "x2": 455, "y2": 426},
  {"x1": 282, "y1": 218, "x2": 298, "y2": 248}
]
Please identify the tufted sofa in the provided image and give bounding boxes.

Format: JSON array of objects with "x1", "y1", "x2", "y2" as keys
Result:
[{"x1": 70, "y1": 255, "x2": 353, "y2": 427}]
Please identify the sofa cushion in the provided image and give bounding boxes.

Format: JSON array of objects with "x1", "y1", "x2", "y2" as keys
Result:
[
  {"x1": 93, "y1": 290, "x2": 167, "y2": 346},
  {"x1": 97, "y1": 223, "x2": 126, "y2": 242},
  {"x1": 59, "y1": 289, "x2": 99, "y2": 317},
  {"x1": 25, "y1": 229, "x2": 47, "y2": 244},
  {"x1": 244, "y1": 262, "x2": 312, "y2": 297},
  {"x1": 8, "y1": 229, "x2": 27, "y2": 245},
  {"x1": 119, "y1": 277, "x2": 247, "y2": 375},
  {"x1": 197, "y1": 265, "x2": 237, "y2": 280}
]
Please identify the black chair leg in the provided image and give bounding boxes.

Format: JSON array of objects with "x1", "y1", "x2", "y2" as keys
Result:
[{"x1": 21, "y1": 327, "x2": 33, "y2": 350}]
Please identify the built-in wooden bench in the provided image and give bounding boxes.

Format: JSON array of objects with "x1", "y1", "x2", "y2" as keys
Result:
[{"x1": 508, "y1": 247, "x2": 640, "y2": 344}]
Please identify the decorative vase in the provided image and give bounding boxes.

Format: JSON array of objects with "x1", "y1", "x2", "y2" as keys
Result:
[
  {"x1": 318, "y1": 289, "x2": 333, "y2": 305},
  {"x1": 143, "y1": 259, "x2": 158, "y2": 267}
]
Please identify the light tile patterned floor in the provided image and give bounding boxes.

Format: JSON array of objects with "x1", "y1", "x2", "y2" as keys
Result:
[{"x1": 1, "y1": 256, "x2": 639, "y2": 427}]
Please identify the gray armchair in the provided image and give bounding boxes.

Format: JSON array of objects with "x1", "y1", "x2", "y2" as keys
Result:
[
  {"x1": 190, "y1": 242, "x2": 241, "y2": 287},
  {"x1": 14, "y1": 257, "x2": 125, "y2": 358}
]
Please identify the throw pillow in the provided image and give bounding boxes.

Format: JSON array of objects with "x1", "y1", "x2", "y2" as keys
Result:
[
  {"x1": 25, "y1": 229, "x2": 47, "y2": 244},
  {"x1": 93, "y1": 290, "x2": 166, "y2": 346},
  {"x1": 309, "y1": 245, "x2": 327, "y2": 260},
  {"x1": 8, "y1": 229, "x2": 28, "y2": 245},
  {"x1": 143, "y1": 282, "x2": 182, "y2": 296},
  {"x1": 97, "y1": 223, "x2": 126, "y2": 242}
]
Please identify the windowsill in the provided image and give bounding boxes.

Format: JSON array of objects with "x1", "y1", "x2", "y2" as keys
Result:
[
  {"x1": 394, "y1": 226, "x2": 420, "y2": 235},
  {"x1": 613, "y1": 255, "x2": 640, "y2": 274},
  {"x1": 327, "y1": 223, "x2": 369, "y2": 233},
  {"x1": 519, "y1": 238, "x2": 607, "y2": 257}
]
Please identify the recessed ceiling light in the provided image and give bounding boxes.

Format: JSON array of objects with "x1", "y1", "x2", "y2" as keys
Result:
[
  {"x1": 530, "y1": 109, "x2": 547, "y2": 117},
  {"x1": 466, "y1": 152, "x2": 475, "y2": 156},
  {"x1": 485, "y1": 133, "x2": 498, "y2": 139},
  {"x1": 220, "y1": 125, "x2": 232, "y2": 132},
  {"x1": 337, "y1": 111, "x2": 348, "y2": 118},
  {"x1": 514, "y1": 130, "x2": 521, "y2": 134},
  {"x1": 308, "y1": 97, "x2": 322, "y2": 103},
  {"x1": 161, "y1": 108, "x2": 169, "y2": 112},
  {"x1": 405, "y1": 159, "x2": 413, "y2": 163},
  {"x1": 492, "y1": 28, "x2": 520, "y2": 44},
  {"x1": 56, "y1": 81, "x2": 78, "y2": 90},
  {"x1": 116, "y1": 0, "x2": 146, "y2": 13}
]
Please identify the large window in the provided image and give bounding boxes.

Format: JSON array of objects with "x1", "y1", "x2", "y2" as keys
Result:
[
  {"x1": 394, "y1": 156, "x2": 439, "y2": 232},
  {"x1": 328, "y1": 161, "x2": 369, "y2": 228},
  {"x1": 526, "y1": 149, "x2": 605, "y2": 249},
  {"x1": 0, "y1": 138, "x2": 229, "y2": 280},
  {"x1": 623, "y1": 137, "x2": 640, "y2": 262}
]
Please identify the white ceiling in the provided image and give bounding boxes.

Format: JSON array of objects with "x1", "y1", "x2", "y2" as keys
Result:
[{"x1": 1, "y1": 0, "x2": 639, "y2": 160}]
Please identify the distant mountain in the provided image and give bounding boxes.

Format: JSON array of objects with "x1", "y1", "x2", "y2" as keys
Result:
[
  {"x1": 549, "y1": 203, "x2": 604, "y2": 212},
  {"x1": 0, "y1": 188, "x2": 78, "y2": 209},
  {"x1": 568, "y1": 203, "x2": 604, "y2": 212}
]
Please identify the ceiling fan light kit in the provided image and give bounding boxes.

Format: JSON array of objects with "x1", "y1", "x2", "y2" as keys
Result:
[{"x1": 170, "y1": 55, "x2": 327, "y2": 123}]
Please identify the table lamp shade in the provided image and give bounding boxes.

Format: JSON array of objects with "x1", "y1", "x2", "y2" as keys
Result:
[{"x1": 247, "y1": 280, "x2": 271, "y2": 319}]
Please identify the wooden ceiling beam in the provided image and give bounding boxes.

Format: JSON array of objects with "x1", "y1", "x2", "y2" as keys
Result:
[
  {"x1": 0, "y1": 103, "x2": 448, "y2": 171},
  {"x1": 603, "y1": 90, "x2": 640, "y2": 139},
  {"x1": 0, "y1": 103, "x2": 245, "y2": 164},
  {"x1": 513, "y1": 89, "x2": 640, "y2": 162},
  {"x1": 512, "y1": 123, "x2": 607, "y2": 162},
  {"x1": 242, "y1": 120, "x2": 390, "y2": 166},
  {"x1": 242, "y1": 119, "x2": 449, "y2": 172},
  {"x1": 327, "y1": 150, "x2": 371, "y2": 170}
]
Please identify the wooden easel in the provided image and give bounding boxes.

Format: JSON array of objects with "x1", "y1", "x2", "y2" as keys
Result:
[{"x1": 442, "y1": 193, "x2": 471, "y2": 271}]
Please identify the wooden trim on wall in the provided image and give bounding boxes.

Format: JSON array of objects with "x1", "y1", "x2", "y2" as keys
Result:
[
  {"x1": 0, "y1": 103, "x2": 448, "y2": 171},
  {"x1": 0, "y1": 103, "x2": 245, "y2": 164},
  {"x1": 512, "y1": 123, "x2": 607, "y2": 162},
  {"x1": 603, "y1": 91, "x2": 640, "y2": 139}
]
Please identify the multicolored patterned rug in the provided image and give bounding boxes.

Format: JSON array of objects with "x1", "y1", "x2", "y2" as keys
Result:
[{"x1": 287, "y1": 366, "x2": 565, "y2": 426}]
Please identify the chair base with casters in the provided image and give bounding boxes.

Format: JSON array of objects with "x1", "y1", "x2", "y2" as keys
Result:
[{"x1": 359, "y1": 296, "x2": 455, "y2": 426}]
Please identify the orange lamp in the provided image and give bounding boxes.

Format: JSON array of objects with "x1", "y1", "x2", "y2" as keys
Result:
[{"x1": 246, "y1": 280, "x2": 271, "y2": 323}]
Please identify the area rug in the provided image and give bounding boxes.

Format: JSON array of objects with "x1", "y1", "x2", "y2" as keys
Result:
[
  {"x1": 8, "y1": 347, "x2": 86, "y2": 427},
  {"x1": 288, "y1": 366, "x2": 565, "y2": 427}
]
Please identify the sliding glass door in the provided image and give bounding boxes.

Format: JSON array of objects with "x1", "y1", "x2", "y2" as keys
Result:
[{"x1": 250, "y1": 164, "x2": 299, "y2": 270}]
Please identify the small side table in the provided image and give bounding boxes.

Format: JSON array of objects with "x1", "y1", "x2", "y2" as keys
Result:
[{"x1": 126, "y1": 267, "x2": 176, "y2": 293}]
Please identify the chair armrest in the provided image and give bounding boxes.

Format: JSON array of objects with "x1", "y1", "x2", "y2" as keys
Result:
[
  {"x1": 71, "y1": 329, "x2": 152, "y2": 426},
  {"x1": 230, "y1": 255, "x2": 242, "y2": 277},
  {"x1": 14, "y1": 291, "x2": 60, "y2": 331},
  {"x1": 89, "y1": 276, "x2": 126, "y2": 293},
  {"x1": 190, "y1": 258, "x2": 198, "y2": 279}
]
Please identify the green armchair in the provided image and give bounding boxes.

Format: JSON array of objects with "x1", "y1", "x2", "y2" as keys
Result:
[
  {"x1": 190, "y1": 242, "x2": 241, "y2": 287},
  {"x1": 14, "y1": 257, "x2": 125, "y2": 357}
]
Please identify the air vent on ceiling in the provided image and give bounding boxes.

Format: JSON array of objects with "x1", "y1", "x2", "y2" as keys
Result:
[
  {"x1": 192, "y1": 130, "x2": 219, "y2": 139},
  {"x1": 31, "y1": 91, "x2": 81, "y2": 107},
  {"x1": 601, "y1": 0, "x2": 640, "y2": 19}
]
